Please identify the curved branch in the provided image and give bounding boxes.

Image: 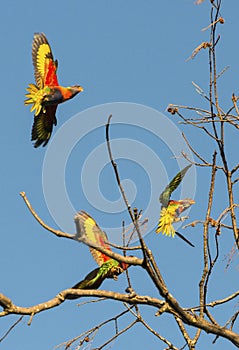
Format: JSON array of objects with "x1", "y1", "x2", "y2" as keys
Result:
[
  {"x1": 77, "y1": 236, "x2": 143, "y2": 266},
  {"x1": 0, "y1": 289, "x2": 164, "y2": 317},
  {"x1": 1, "y1": 288, "x2": 239, "y2": 347},
  {"x1": 20, "y1": 192, "x2": 74, "y2": 240},
  {"x1": 21, "y1": 191, "x2": 143, "y2": 266}
]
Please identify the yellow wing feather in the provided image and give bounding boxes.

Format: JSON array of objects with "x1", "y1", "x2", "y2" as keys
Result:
[
  {"x1": 75, "y1": 211, "x2": 111, "y2": 266},
  {"x1": 156, "y1": 206, "x2": 177, "y2": 237},
  {"x1": 32, "y1": 33, "x2": 58, "y2": 88}
]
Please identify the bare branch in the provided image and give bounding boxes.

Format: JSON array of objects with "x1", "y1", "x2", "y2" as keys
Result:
[
  {"x1": 78, "y1": 235, "x2": 143, "y2": 266},
  {"x1": 20, "y1": 192, "x2": 74, "y2": 240},
  {"x1": 139, "y1": 315, "x2": 179, "y2": 350},
  {"x1": 181, "y1": 133, "x2": 210, "y2": 165},
  {"x1": 105, "y1": 115, "x2": 148, "y2": 257},
  {"x1": 58, "y1": 307, "x2": 134, "y2": 349},
  {"x1": 21, "y1": 191, "x2": 142, "y2": 266},
  {"x1": 199, "y1": 152, "x2": 217, "y2": 316},
  {"x1": 96, "y1": 319, "x2": 138, "y2": 350},
  {"x1": 0, "y1": 289, "x2": 165, "y2": 317},
  {"x1": 0, "y1": 316, "x2": 23, "y2": 343}
]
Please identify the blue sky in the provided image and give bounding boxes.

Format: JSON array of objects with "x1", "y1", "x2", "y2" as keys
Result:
[{"x1": 1, "y1": 1, "x2": 239, "y2": 349}]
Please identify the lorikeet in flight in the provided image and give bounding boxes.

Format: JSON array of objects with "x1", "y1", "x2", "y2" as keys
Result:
[
  {"x1": 156, "y1": 164, "x2": 195, "y2": 247},
  {"x1": 72, "y1": 211, "x2": 128, "y2": 290},
  {"x1": 25, "y1": 33, "x2": 83, "y2": 148}
]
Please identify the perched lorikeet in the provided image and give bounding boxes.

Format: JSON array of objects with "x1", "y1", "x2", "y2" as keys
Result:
[
  {"x1": 25, "y1": 33, "x2": 83, "y2": 148},
  {"x1": 156, "y1": 164, "x2": 195, "y2": 247},
  {"x1": 73, "y1": 211, "x2": 128, "y2": 290}
]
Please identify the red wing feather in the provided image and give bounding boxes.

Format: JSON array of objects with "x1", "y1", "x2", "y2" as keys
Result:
[
  {"x1": 74, "y1": 211, "x2": 112, "y2": 266},
  {"x1": 32, "y1": 33, "x2": 58, "y2": 88}
]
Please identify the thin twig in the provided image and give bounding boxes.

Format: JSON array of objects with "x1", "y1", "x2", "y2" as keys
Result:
[
  {"x1": 176, "y1": 111, "x2": 220, "y2": 141},
  {"x1": 20, "y1": 192, "x2": 74, "y2": 239},
  {"x1": 182, "y1": 133, "x2": 209, "y2": 165},
  {"x1": 174, "y1": 316, "x2": 194, "y2": 349},
  {"x1": 106, "y1": 241, "x2": 142, "y2": 251},
  {"x1": 58, "y1": 307, "x2": 134, "y2": 350},
  {"x1": 0, "y1": 316, "x2": 23, "y2": 343},
  {"x1": 95, "y1": 320, "x2": 138, "y2": 350},
  {"x1": 122, "y1": 221, "x2": 134, "y2": 292},
  {"x1": 21, "y1": 191, "x2": 142, "y2": 266},
  {"x1": 125, "y1": 303, "x2": 179, "y2": 349},
  {"x1": 76, "y1": 298, "x2": 107, "y2": 307},
  {"x1": 140, "y1": 316, "x2": 179, "y2": 350},
  {"x1": 199, "y1": 151, "x2": 217, "y2": 318},
  {"x1": 186, "y1": 290, "x2": 239, "y2": 311},
  {"x1": 105, "y1": 115, "x2": 148, "y2": 258}
]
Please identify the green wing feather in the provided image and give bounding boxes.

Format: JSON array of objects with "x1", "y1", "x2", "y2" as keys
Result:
[
  {"x1": 31, "y1": 105, "x2": 57, "y2": 148},
  {"x1": 72, "y1": 267, "x2": 104, "y2": 290},
  {"x1": 72, "y1": 260, "x2": 122, "y2": 290},
  {"x1": 159, "y1": 164, "x2": 192, "y2": 207},
  {"x1": 68, "y1": 260, "x2": 124, "y2": 299}
]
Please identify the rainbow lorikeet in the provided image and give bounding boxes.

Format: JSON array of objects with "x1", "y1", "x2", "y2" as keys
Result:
[
  {"x1": 156, "y1": 164, "x2": 195, "y2": 247},
  {"x1": 73, "y1": 211, "x2": 128, "y2": 290},
  {"x1": 25, "y1": 33, "x2": 83, "y2": 148}
]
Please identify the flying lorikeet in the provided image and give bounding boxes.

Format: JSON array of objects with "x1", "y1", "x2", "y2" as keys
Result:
[
  {"x1": 25, "y1": 33, "x2": 83, "y2": 148},
  {"x1": 156, "y1": 164, "x2": 195, "y2": 247},
  {"x1": 73, "y1": 211, "x2": 128, "y2": 290}
]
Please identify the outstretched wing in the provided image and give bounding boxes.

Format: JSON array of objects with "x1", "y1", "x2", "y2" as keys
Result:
[
  {"x1": 159, "y1": 164, "x2": 192, "y2": 207},
  {"x1": 74, "y1": 211, "x2": 112, "y2": 266},
  {"x1": 32, "y1": 32, "x2": 58, "y2": 88},
  {"x1": 31, "y1": 105, "x2": 57, "y2": 148}
]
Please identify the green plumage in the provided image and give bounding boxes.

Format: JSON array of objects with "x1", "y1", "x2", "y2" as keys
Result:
[
  {"x1": 72, "y1": 259, "x2": 123, "y2": 290},
  {"x1": 159, "y1": 164, "x2": 192, "y2": 207},
  {"x1": 31, "y1": 105, "x2": 57, "y2": 147},
  {"x1": 69, "y1": 212, "x2": 129, "y2": 298},
  {"x1": 66, "y1": 259, "x2": 124, "y2": 299}
]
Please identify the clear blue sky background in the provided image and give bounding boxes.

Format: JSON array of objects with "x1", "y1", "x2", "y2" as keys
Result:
[{"x1": 1, "y1": 1, "x2": 239, "y2": 349}]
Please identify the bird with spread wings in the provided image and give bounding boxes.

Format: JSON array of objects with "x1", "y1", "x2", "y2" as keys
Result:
[
  {"x1": 72, "y1": 211, "x2": 128, "y2": 290},
  {"x1": 156, "y1": 164, "x2": 195, "y2": 247},
  {"x1": 25, "y1": 33, "x2": 83, "y2": 147}
]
